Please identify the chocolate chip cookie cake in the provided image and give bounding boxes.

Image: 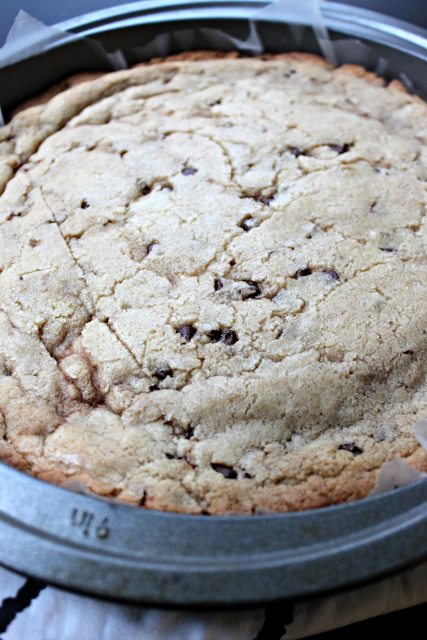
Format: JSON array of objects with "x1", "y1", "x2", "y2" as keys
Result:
[{"x1": 1, "y1": 51, "x2": 427, "y2": 515}]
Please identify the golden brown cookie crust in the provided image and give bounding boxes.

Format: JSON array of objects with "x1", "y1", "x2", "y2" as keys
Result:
[{"x1": 1, "y1": 53, "x2": 427, "y2": 514}]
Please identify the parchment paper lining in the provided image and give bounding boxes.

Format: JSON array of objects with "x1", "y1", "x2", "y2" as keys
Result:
[
  {"x1": 369, "y1": 421, "x2": 427, "y2": 496},
  {"x1": 0, "y1": 1, "x2": 425, "y2": 112},
  {"x1": 0, "y1": 10, "x2": 128, "y2": 72}
]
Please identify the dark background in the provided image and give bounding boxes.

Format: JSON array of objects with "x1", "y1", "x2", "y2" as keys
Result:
[
  {"x1": 1, "y1": 0, "x2": 427, "y2": 638},
  {"x1": 1, "y1": 0, "x2": 426, "y2": 46}
]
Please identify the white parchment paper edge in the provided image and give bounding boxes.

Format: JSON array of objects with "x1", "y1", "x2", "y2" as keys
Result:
[{"x1": 369, "y1": 420, "x2": 427, "y2": 496}]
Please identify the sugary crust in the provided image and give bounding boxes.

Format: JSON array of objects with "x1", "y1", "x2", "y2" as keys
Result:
[
  {"x1": 9, "y1": 72, "x2": 108, "y2": 118},
  {"x1": 1, "y1": 52, "x2": 421, "y2": 195},
  {"x1": 1, "y1": 53, "x2": 427, "y2": 514}
]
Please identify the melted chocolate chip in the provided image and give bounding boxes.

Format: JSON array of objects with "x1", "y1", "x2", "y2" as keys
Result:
[
  {"x1": 177, "y1": 325, "x2": 196, "y2": 342},
  {"x1": 257, "y1": 196, "x2": 273, "y2": 206},
  {"x1": 244, "y1": 280, "x2": 262, "y2": 299},
  {"x1": 223, "y1": 330, "x2": 238, "y2": 345},
  {"x1": 240, "y1": 216, "x2": 260, "y2": 232},
  {"x1": 214, "y1": 279, "x2": 223, "y2": 291},
  {"x1": 81, "y1": 199, "x2": 90, "y2": 209},
  {"x1": 294, "y1": 268, "x2": 312, "y2": 279},
  {"x1": 211, "y1": 463, "x2": 238, "y2": 479},
  {"x1": 324, "y1": 269, "x2": 340, "y2": 282},
  {"x1": 155, "y1": 368, "x2": 173, "y2": 381},
  {"x1": 329, "y1": 143, "x2": 350, "y2": 154},
  {"x1": 147, "y1": 242, "x2": 158, "y2": 254},
  {"x1": 208, "y1": 328, "x2": 238, "y2": 344},
  {"x1": 339, "y1": 443, "x2": 363, "y2": 456},
  {"x1": 182, "y1": 167, "x2": 197, "y2": 176},
  {"x1": 289, "y1": 147, "x2": 304, "y2": 157},
  {"x1": 139, "y1": 184, "x2": 152, "y2": 196},
  {"x1": 184, "y1": 426, "x2": 195, "y2": 440}
]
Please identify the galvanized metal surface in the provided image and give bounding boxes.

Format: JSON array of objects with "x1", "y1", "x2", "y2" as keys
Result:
[
  {"x1": 1, "y1": 1, "x2": 427, "y2": 605},
  {"x1": 2, "y1": 463, "x2": 427, "y2": 605}
]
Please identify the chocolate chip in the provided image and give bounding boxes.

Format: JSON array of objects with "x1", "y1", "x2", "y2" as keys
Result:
[
  {"x1": 161, "y1": 182, "x2": 173, "y2": 192},
  {"x1": 289, "y1": 147, "x2": 304, "y2": 157},
  {"x1": 403, "y1": 350, "x2": 413, "y2": 355},
  {"x1": 182, "y1": 167, "x2": 197, "y2": 176},
  {"x1": 149, "y1": 385, "x2": 159, "y2": 392},
  {"x1": 147, "y1": 242, "x2": 158, "y2": 254},
  {"x1": 257, "y1": 196, "x2": 273, "y2": 206},
  {"x1": 294, "y1": 268, "x2": 312, "y2": 279},
  {"x1": 244, "y1": 280, "x2": 262, "y2": 299},
  {"x1": 155, "y1": 368, "x2": 173, "y2": 381},
  {"x1": 339, "y1": 443, "x2": 363, "y2": 456},
  {"x1": 138, "y1": 184, "x2": 152, "y2": 196},
  {"x1": 222, "y1": 330, "x2": 238, "y2": 345},
  {"x1": 177, "y1": 325, "x2": 196, "y2": 342},
  {"x1": 81, "y1": 199, "x2": 90, "y2": 209},
  {"x1": 184, "y1": 426, "x2": 195, "y2": 440},
  {"x1": 140, "y1": 491, "x2": 147, "y2": 506},
  {"x1": 329, "y1": 143, "x2": 350, "y2": 154},
  {"x1": 166, "y1": 453, "x2": 175, "y2": 459},
  {"x1": 208, "y1": 328, "x2": 238, "y2": 344},
  {"x1": 29, "y1": 239, "x2": 39, "y2": 248},
  {"x1": 214, "y1": 279, "x2": 223, "y2": 291},
  {"x1": 211, "y1": 463, "x2": 238, "y2": 479},
  {"x1": 240, "y1": 216, "x2": 260, "y2": 232},
  {"x1": 324, "y1": 269, "x2": 340, "y2": 282},
  {"x1": 380, "y1": 247, "x2": 396, "y2": 253},
  {"x1": 284, "y1": 69, "x2": 296, "y2": 77}
]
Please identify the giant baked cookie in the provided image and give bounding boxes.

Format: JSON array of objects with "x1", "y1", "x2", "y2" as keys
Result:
[{"x1": 1, "y1": 52, "x2": 427, "y2": 514}]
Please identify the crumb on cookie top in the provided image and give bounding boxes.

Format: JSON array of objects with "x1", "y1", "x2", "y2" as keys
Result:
[{"x1": 1, "y1": 52, "x2": 427, "y2": 514}]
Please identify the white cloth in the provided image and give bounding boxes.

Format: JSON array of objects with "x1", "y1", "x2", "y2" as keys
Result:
[{"x1": 1, "y1": 559, "x2": 427, "y2": 639}]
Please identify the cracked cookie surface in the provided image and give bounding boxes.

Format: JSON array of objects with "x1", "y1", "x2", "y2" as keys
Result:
[{"x1": 1, "y1": 52, "x2": 427, "y2": 514}]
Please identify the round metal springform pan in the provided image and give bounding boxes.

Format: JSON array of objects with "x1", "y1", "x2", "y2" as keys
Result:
[{"x1": 1, "y1": 0, "x2": 427, "y2": 605}]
